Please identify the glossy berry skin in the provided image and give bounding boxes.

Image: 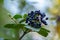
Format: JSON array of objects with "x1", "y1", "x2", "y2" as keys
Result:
[
  {"x1": 46, "y1": 17, "x2": 48, "y2": 20},
  {"x1": 26, "y1": 10, "x2": 48, "y2": 28},
  {"x1": 41, "y1": 19, "x2": 47, "y2": 25}
]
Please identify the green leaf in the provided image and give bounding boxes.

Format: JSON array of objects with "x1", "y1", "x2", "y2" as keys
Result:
[
  {"x1": 40, "y1": 28, "x2": 50, "y2": 32},
  {"x1": 16, "y1": 24, "x2": 26, "y2": 29},
  {"x1": 4, "y1": 24, "x2": 16, "y2": 29},
  {"x1": 38, "y1": 30, "x2": 48, "y2": 37},
  {"x1": 38, "y1": 27, "x2": 50, "y2": 37},
  {"x1": 19, "y1": 19, "x2": 26, "y2": 23},
  {"x1": 13, "y1": 14, "x2": 22, "y2": 19},
  {"x1": 4, "y1": 24, "x2": 25, "y2": 29},
  {"x1": 23, "y1": 14, "x2": 28, "y2": 18}
]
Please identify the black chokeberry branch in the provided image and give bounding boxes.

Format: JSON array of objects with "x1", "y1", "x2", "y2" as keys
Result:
[
  {"x1": 8, "y1": 14, "x2": 30, "y2": 40},
  {"x1": 8, "y1": 14, "x2": 20, "y2": 40},
  {"x1": 26, "y1": 10, "x2": 48, "y2": 28},
  {"x1": 19, "y1": 29, "x2": 31, "y2": 40},
  {"x1": 8, "y1": 14, "x2": 18, "y2": 24},
  {"x1": 19, "y1": 30, "x2": 27, "y2": 40}
]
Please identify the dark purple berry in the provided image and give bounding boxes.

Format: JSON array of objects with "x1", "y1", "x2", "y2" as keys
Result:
[
  {"x1": 28, "y1": 23, "x2": 31, "y2": 25},
  {"x1": 46, "y1": 17, "x2": 48, "y2": 20},
  {"x1": 36, "y1": 17, "x2": 39, "y2": 21},
  {"x1": 41, "y1": 20, "x2": 47, "y2": 25},
  {"x1": 41, "y1": 13, "x2": 46, "y2": 18},
  {"x1": 28, "y1": 13, "x2": 31, "y2": 17},
  {"x1": 26, "y1": 18, "x2": 29, "y2": 23},
  {"x1": 26, "y1": 10, "x2": 48, "y2": 29}
]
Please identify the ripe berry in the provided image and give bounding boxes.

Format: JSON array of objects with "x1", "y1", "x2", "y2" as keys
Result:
[
  {"x1": 41, "y1": 20, "x2": 47, "y2": 25},
  {"x1": 26, "y1": 18, "x2": 29, "y2": 23},
  {"x1": 26, "y1": 10, "x2": 48, "y2": 28},
  {"x1": 46, "y1": 17, "x2": 48, "y2": 20}
]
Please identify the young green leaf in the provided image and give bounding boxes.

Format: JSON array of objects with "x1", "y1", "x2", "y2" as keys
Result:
[
  {"x1": 23, "y1": 14, "x2": 28, "y2": 18},
  {"x1": 4, "y1": 24, "x2": 16, "y2": 29},
  {"x1": 4, "y1": 24, "x2": 26, "y2": 29},
  {"x1": 19, "y1": 19, "x2": 26, "y2": 23},
  {"x1": 13, "y1": 14, "x2": 22, "y2": 19},
  {"x1": 16, "y1": 24, "x2": 26, "y2": 29},
  {"x1": 40, "y1": 28, "x2": 50, "y2": 33},
  {"x1": 38, "y1": 29, "x2": 48, "y2": 37},
  {"x1": 38, "y1": 27, "x2": 50, "y2": 37}
]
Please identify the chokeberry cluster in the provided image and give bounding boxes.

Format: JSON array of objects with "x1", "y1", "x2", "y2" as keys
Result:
[{"x1": 26, "y1": 10, "x2": 48, "y2": 28}]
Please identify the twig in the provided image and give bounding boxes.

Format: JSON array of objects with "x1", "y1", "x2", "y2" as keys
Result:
[
  {"x1": 8, "y1": 14, "x2": 31, "y2": 40},
  {"x1": 19, "y1": 29, "x2": 31, "y2": 40},
  {"x1": 8, "y1": 14, "x2": 18, "y2": 24},
  {"x1": 19, "y1": 30, "x2": 27, "y2": 40},
  {"x1": 8, "y1": 14, "x2": 19, "y2": 40}
]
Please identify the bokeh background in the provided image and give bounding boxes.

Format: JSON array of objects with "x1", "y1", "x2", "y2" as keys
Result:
[{"x1": 0, "y1": 0, "x2": 60, "y2": 40}]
